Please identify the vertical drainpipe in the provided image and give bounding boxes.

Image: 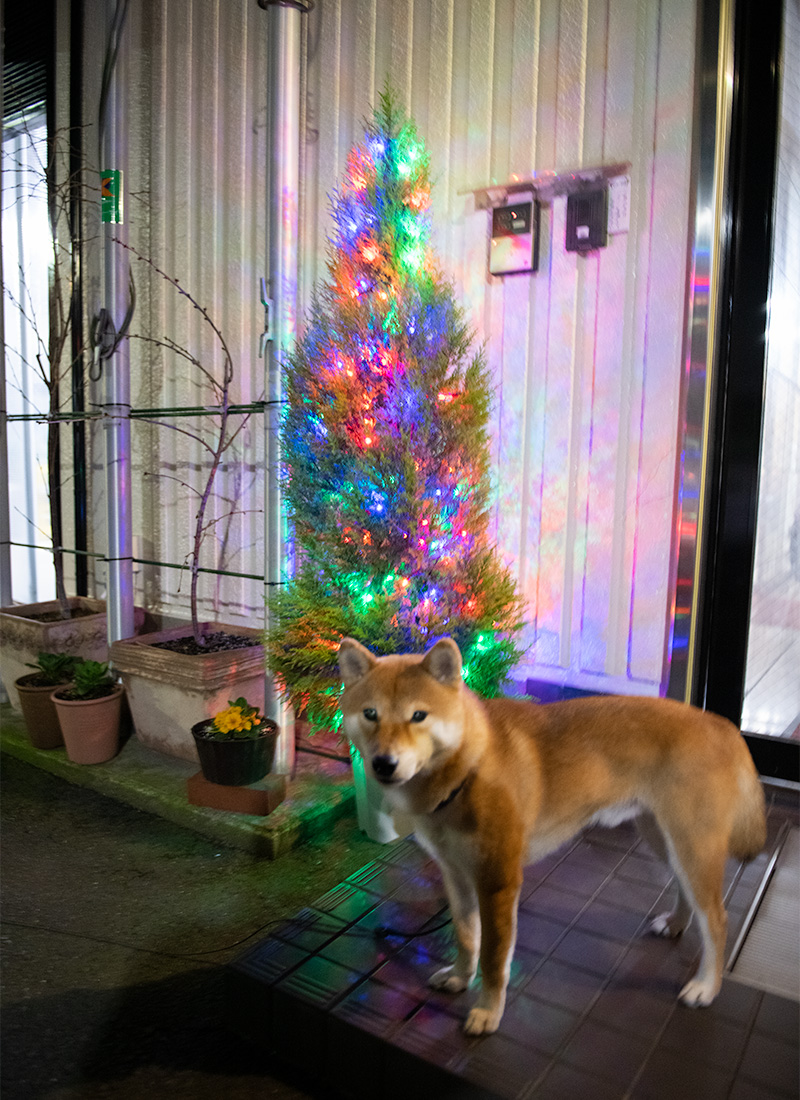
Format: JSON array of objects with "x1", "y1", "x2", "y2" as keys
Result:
[
  {"x1": 0, "y1": 130, "x2": 12, "y2": 613},
  {"x1": 0, "y1": 200, "x2": 10, "y2": 617},
  {"x1": 70, "y1": 0, "x2": 88, "y2": 596},
  {"x1": 261, "y1": 0, "x2": 304, "y2": 775},
  {"x1": 101, "y1": 2, "x2": 134, "y2": 645},
  {"x1": 0, "y1": 45, "x2": 12, "y2": 703}
]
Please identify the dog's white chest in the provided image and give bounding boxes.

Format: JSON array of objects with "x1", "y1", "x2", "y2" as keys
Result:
[
  {"x1": 587, "y1": 800, "x2": 641, "y2": 829},
  {"x1": 412, "y1": 815, "x2": 478, "y2": 876}
]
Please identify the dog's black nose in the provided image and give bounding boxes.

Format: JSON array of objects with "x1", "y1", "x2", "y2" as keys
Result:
[{"x1": 372, "y1": 754, "x2": 398, "y2": 780}]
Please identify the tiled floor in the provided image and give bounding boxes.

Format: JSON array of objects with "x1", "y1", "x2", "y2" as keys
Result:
[{"x1": 229, "y1": 786, "x2": 799, "y2": 1099}]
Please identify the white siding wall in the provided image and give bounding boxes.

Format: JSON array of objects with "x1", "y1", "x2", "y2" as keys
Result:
[
  {"x1": 83, "y1": 0, "x2": 269, "y2": 628},
  {"x1": 81, "y1": 0, "x2": 697, "y2": 691},
  {"x1": 303, "y1": 0, "x2": 697, "y2": 693}
]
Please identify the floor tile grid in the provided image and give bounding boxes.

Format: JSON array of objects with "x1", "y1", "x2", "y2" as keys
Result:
[
  {"x1": 409, "y1": 795, "x2": 793, "y2": 1097},
  {"x1": 311, "y1": 836, "x2": 625, "y2": 1097},
  {"x1": 431, "y1": 866, "x2": 789, "y2": 1096},
  {"x1": 528, "y1": 797, "x2": 798, "y2": 1098},
  {"x1": 318, "y1": 831, "x2": 747, "y2": 1095},
  {"x1": 423, "y1": 805, "x2": 778, "y2": 1095},
  {"x1": 522, "y1": 801, "x2": 797, "y2": 1096},
  {"x1": 315, "y1": 829, "x2": 772, "y2": 1099},
  {"x1": 447, "y1": 831, "x2": 693, "y2": 1097},
  {"x1": 230, "y1": 796, "x2": 797, "y2": 1099}
]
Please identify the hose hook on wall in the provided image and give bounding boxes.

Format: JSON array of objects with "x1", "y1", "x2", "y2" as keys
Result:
[{"x1": 89, "y1": 268, "x2": 136, "y2": 381}]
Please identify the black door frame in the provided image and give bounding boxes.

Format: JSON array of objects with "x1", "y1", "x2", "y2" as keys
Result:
[{"x1": 696, "y1": 0, "x2": 798, "y2": 783}]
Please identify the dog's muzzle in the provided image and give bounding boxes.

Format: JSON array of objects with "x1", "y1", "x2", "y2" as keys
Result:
[{"x1": 371, "y1": 754, "x2": 399, "y2": 783}]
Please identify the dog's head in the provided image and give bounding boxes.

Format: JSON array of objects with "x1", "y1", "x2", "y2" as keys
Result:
[{"x1": 338, "y1": 637, "x2": 465, "y2": 786}]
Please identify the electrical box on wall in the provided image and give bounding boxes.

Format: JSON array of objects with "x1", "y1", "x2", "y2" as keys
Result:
[
  {"x1": 565, "y1": 188, "x2": 608, "y2": 253},
  {"x1": 489, "y1": 193, "x2": 540, "y2": 275}
]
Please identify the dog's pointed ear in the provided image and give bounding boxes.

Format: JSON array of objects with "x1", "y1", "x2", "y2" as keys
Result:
[
  {"x1": 421, "y1": 637, "x2": 463, "y2": 687},
  {"x1": 338, "y1": 637, "x2": 377, "y2": 687}
]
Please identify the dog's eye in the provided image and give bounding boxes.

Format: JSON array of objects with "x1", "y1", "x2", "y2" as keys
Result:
[
  {"x1": 411, "y1": 710, "x2": 427, "y2": 723},
  {"x1": 363, "y1": 708, "x2": 378, "y2": 722}
]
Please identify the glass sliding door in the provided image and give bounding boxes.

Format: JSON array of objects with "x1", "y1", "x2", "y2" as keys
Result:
[
  {"x1": 1, "y1": 111, "x2": 54, "y2": 604},
  {"x1": 741, "y1": 0, "x2": 800, "y2": 744}
]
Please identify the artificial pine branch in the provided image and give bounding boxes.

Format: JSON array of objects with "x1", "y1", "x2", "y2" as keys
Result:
[{"x1": 266, "y1": 89, "x2": 526, "y2": 730}]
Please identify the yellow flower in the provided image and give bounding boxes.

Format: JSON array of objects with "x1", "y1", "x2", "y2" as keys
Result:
[
  {"x1": 213, "y1": 705, "x2": 242, "y2": 733},
  {"x1": 211, "y1": 698, "x2": 264, "y2": 736}
]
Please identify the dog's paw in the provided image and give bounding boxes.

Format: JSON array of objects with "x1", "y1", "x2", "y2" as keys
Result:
[
  {"x1": 648, "y1": 911, "x2": 686, "y2": 939},
  {"x1": 429, "y1": 966, "x2": 470, "y2": 993},
  {"x1": 463, "y1": 1006, "x2": 502, "y2": 1036},
  {"x1": 679, "y1": 977, "x2": 718, "y2": 1007}
]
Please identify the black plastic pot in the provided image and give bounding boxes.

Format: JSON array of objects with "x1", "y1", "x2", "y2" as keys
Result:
[{"x1": 191, "y1": 719, "x2": 278, "y2": 786}]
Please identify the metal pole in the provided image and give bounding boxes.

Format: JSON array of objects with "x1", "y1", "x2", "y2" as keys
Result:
[
  {"x1": 0, "y1": 305, "x2": 10, "y2": 613},
  {"x1": 70, "y1": 0, "x2": 88, "y2": 596},
  {"x1": 101, "y1": 1, "x2": 134, "y2": 644},
  {"x1": 0, "y1": 136, "x2": 10, "y2": 610},
  {"x1": 263, "y1": 0, "x2": 303, "y2": 774},
  {"x1": 0, "y1": 0, "x2": 8, "y2": 704}
]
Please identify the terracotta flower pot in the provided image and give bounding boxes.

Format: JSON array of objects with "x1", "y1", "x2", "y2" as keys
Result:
[
  {"x1": 191, "y1": 719, "x2": 278, "y2": 786},
  {"x1": 52, "y1": 684, "x2": 124, "y2": 764},
  {"x1": 14, "y1": 674, "x2": 69, "y2": 749}
]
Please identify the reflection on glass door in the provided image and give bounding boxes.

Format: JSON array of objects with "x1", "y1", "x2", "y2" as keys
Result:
[
  {"x1": 741, "y1": 0, "x2": 800, "y2": 740},
  {"x1": 1, "y1": 111, "x2": 54, "y2": 605}
]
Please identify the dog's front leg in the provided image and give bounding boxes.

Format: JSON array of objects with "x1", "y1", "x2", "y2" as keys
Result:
[
  {"x1": 463, "y1": 882, "x2": 521, "y2": 1036},
  {"x1": 429, "y1": 864, "x2": 480, "y2": 994}
]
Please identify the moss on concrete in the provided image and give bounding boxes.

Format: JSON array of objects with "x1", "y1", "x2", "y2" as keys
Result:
[{"x1": 0, "y1": 703, "x2": 357, "y2": 858}]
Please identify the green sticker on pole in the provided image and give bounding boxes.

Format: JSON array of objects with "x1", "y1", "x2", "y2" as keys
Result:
[{"x1": 101, "y1": 170, "x2": 123, "y2": 223}]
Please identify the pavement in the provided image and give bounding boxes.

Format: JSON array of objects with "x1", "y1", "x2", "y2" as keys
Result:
[{"x1": 0, "y1": 704, "x2": 382, "y2": 1098}]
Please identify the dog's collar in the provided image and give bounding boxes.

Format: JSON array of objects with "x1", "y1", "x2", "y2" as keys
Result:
[{"x1": 434, "y1": 775, "x2": 468, "y2": 813}]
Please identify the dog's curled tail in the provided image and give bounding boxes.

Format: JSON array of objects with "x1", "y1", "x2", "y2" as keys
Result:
[{"x1": 730, "y1": 752, "x2": 767, "y2": 862}]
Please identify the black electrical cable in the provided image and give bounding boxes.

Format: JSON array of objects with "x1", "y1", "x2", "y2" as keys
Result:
[
  {"x1": 97, "y1": 0, "x2": 131, "y2": 166},
  {"x1": 0, "y1": 912, "x2": 453, "y2": 962}
]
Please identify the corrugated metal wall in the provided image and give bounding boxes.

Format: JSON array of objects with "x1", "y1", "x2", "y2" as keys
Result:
[{"x1": 82, "y1": 0, "x2": 698, "y2": 694}]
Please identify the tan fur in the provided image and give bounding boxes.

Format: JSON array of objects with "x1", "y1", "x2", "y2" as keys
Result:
[{"x1": 338, "y1": 636, "x2": 767, "y2": 1036}]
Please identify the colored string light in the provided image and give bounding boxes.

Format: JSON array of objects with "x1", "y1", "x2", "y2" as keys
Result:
[{"x1": 265, "y1": 89, "x2": 525, "y2": 732}]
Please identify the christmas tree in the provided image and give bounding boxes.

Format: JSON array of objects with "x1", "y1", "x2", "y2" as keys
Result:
[{"x1": 266, "y1": 91, "x2": 525, "y2": 731}]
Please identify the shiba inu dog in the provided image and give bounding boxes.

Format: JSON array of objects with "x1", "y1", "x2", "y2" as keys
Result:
[{"x1": 338, "y1": 636, "x2": 767, "y2": 1036}]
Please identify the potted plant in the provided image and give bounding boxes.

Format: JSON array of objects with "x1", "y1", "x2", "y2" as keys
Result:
[
  {"x1": 191, "y1": 698, "x2": 278, "y2": 786},
  {"x1": 14, "y1": 652, "x2": 81, "y2": 749},
  {"x1": 109, "y1": 247, "x2": 270, "y2": 764},
  {"x1": 0, "y1": 597, "x2": 138, "y2": 712},
  {"x1": 51, "y1": 661, "x2": 124, "y2": 765}
]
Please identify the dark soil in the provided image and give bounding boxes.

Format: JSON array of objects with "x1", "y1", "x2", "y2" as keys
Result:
[
  {"x1": 151, "y1": 631, "x2": 260, "y2": 656},
  {"x1": 19, "y1": 607, "x2": 99, "y2": 623},
  {"x1": 15, "y1": 672, "x2": 69, "y2": 689},
  {"x1": 53, "y1": 685, "x2": 117, "y2": 702}
]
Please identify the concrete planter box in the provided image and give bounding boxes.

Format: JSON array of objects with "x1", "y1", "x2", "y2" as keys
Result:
[
  {"x1": 110, "y1": 622, "x2": 266, "y2": 763},
  {"x1": 0, "y1": 598, "x2": 125, "y2": 711}
]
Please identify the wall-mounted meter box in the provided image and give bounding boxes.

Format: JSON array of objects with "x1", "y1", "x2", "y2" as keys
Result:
[
  {"x1": 489, "y1": 193, "x2": 540, "y2": 275},
  {"x1": 565, "y1": 188, "x2": 608, "y2": 252}
]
